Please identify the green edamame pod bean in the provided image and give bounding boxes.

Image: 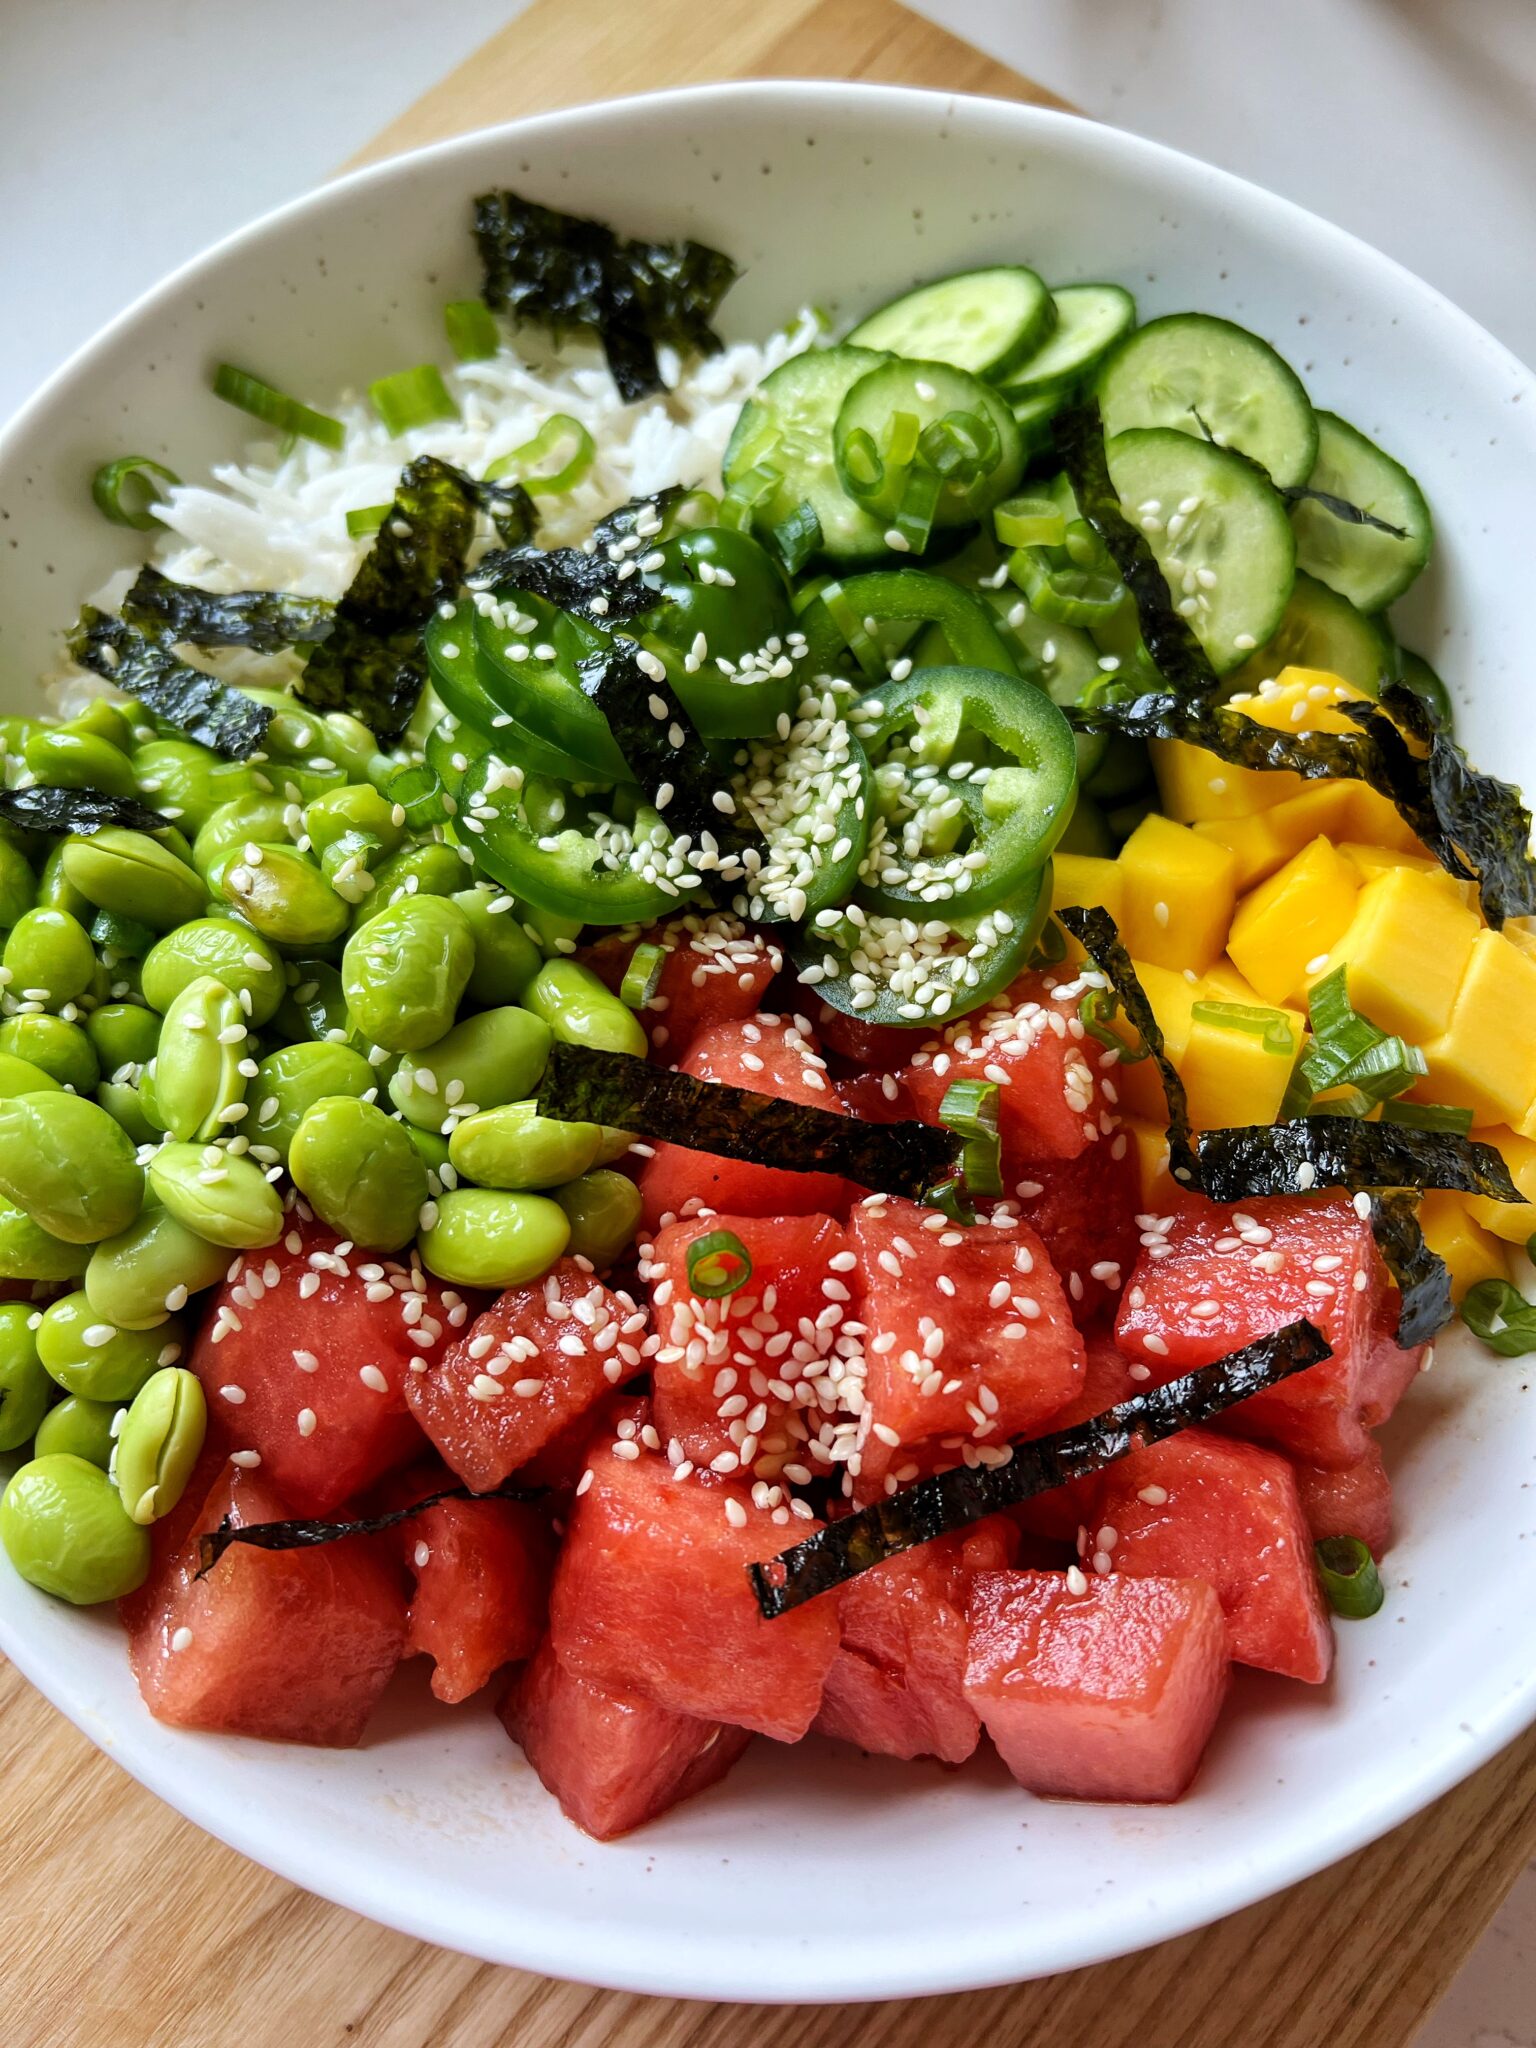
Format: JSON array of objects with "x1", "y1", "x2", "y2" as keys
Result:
[
  {"x1": 90, "y1": 908, "x2": 159, "y2": 960},
  {"x1": 305, "y1": 783, "x2": 404, "y2": 859},
  {"x1": 388, "y1": 1006, "x2": 551, "y2": 1131},
  {"x1": 522, "y1": 959, "x2": 648, "y2": 1057},
  {"x1": 133, "y1": 740, "x2": 256, "y2": 834},
  {"x1": 319, "y1": 828, "x2": 384, "y2": 900},
  {"x1": 114, "y1": 1366, "x2": 207, "y2": 1525},
  {"x1": 0, "y1": 1015, "x2": 98, "y2": 1092},
  {"x1": 247, "y1": 1041, "x2": 375, "y2": 1163},
  {"x1": 2, "y1": 907, "x2": 95, "y2": 1009},
  {"x1": 417, "y1": 1188, "x2": 569, "y2": 1289},
  {"x1": 61, "y1": 828, "x2": 206, "y2": 933},
  {"x1": 553, "y1": 1169, "x2": 644, "y2": 1268},
  {"x1": 266, "y1": 707, "x2": 379, "y2": 779},
  {"x1": 0, "y1": 1050, "x2": 62, "y2": 1099},
  {"x1": 148, "y1": 1141, "x2": 284, "y2": 1249},
  {"x1": 140, "y1": 917, "x2": 285, "y2": 1024},
  {"x1": 84, "y1": 1209, "x2": 228, "y2": 1332},
  {"x1": 593, "y1": 1125, "x2": 640, "y2": 1165},
  {"x1": 37, "y1": 1290, "x2": 185, "y2": 1397},
  {"x1": 63, "y1": 697, "x2": 136, "y2": 750},
  {"x1": 212, "y1": 844, "x2": 349, "y2": 948},
  {"x1": 0, "y1": 1301, "x2": 54, "y2": 1453},
  {"x1": 288, "y1": 1096, "x2": 427, "y2": 1252},
  {"x1": 0, "y1": 1092, "x2": 144, "y2": 1242},
  {"x1": 24, "y1": 727, "x2": 138, "y2": 798},
  {"x1": 95, "y1": 1080, "x2": 161, "y2": 1148},
  {"x1": 34, "y1": 1395, "x2": 119, "y2": 1469},
  {"x1": 154, "y1": 975, "x2": 251, "y2": 1142},
  {"x1": 0, "y1": 1454, "x2": 151, "y2": 1603},
  {"x1": 0, "y1": 839, "x2": 36, "y2": 928},
  {"x1": 192, "y1": 796, "x2": 296, "y2": 880},
  {"x1": 134, "y1": 1061, "x2": 168, "y2": 1134},
  {"x1": 350, "y1": 842, "x2": 468, "y2": 927},
  {"x1": 0, "y1": 1202, "x2": 90, "y2": 1283},
  {"x1": 511, "y1": 895, "x2": 584, "y2": 957},
  {"x1": 448, "y1": 1101, "x2": 601, "y2": 1190},
  {"x1": 86, "y1": 1001, "x2": 161, "y2": 1075},
  {"x1": 35, "y1": 841, "x2": 92, "y2": 920},
  {"x1": 453, "y1": 887, "x2": 542, "y2": 1005},
  {"x1": 342, "y1": 895, "x2": 475, "y2": 1052},
  {"x1": 402, "y1": 1124, "x2": 452, "y2": 1179}
]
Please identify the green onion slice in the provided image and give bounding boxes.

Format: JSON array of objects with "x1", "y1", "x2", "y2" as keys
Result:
[
  {"x1": 368, "y1": 364, "x2": 460, "y2": 437},
  {"x1": 484, "y1": 413, "x2": 596, "y2": 497},
  {"x1": 1082, "y1": 986, "x2": 1152, "y2": 1063},
  {"x1": 620, "y1": 941, "x2": 665, "y2": 1010},
  {"x1": 1462, "y1": 1278, "x2": 1536, "y2": 1358},
  {"x1": 212, "y1": 364, "x2": 345, "y2": 450},
  {"x1": 345, "y1": 503, "x2": 391, "y2": 539},
  {"x1": 994, "y1": 494, "x2": 1067, "y2": 550},
  {"x1": 1286, "y1": 963, "x2": 1431, "y2": 1117},
  {"x1": 444, "y1": 298, "x2": 500, "y2": 363},
  {"x1": 1380, "y1": 1099, "x2": 1475, "y2": 1134},
  {"x1": 1314, "y1": 1535, "x2": 1386, "y2": 1618},
  {"x1": 384, "y1": 760, "x2": 449, "y2": 830},
  {"x1": 686, "y1": 1229, "x2": 753, "y2": 1299},
  {"x1": 771, "y1": 499, "x2": 822, "y2": 574},
  {"x1": 90, "y1": 455, "x2": 182, "y2": 531},
  {"x1": 1190, "y1": 999, "x2": 1296, "y2": 1058},
  {"x1": 940, "y1": 1078, "x2": 1002, "y2": 1199}
]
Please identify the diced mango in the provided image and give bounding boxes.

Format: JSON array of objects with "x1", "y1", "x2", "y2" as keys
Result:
[
  {"x1": 1324, "y1": 867, "x2": 1481, "y2": 1044},
  {"x1": 1506, "y1": 920, "x2": 1536, "y2": 964},
  {"x1": 1419, "y1": 1190, "x2": 1514, "y2": 1298},
  {"x1": 1180, "y1": 998, "x2": 1304, "y2": 1130},
  {"x1": 1201, "y1": 959, "x2": 1268, "y2": 1006},
  {"x1": 1348, "y1": 784, "x2": 1424, "y2": 853},
  {"x1": 1112, "y1": 960, "x2": 1200, "y2": 1122},
  {"x1": 1339, "y1": 842, "x2": 1474, "y2": 903},
  {"x1": 1228, "y1": 837, "x2": 1360, "y2": 1008},
  {"x1": 1195, "y1": 782, "x2": 1361, "y2": 890},
  {"x1": 1192, "y1": 809, "x2": 1296, "y2": 891},
  {"x1": 1051, "y1": 853, "x2": 1124, "y2": 924},
  {"x1": 1231, "y1": 666, "x2": 1362, "y2": 734},
  {"x1": 1464, "y1": 1129, "x2": 1536, "y2": 1245},
  {"x1": 1116, "y1": 814, "x2": 1237, "y2": 974},
  {"x1": 1150, "y1": 738, "x2": 1266, "y2": 823},
  {"x1": 1121, "y1": 1114, "x2": 1178, "y2": 1208},
  {"x1": 1420, "y1": 932, "x2": 1536, "y2": 1129}
]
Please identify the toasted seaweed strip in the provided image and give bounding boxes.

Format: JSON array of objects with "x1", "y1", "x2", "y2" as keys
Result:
[
  {"x1": 1196, "y1": 1116, "x2": 1518, "y2": 1204},
  {"x1": 473, "y1": 190, "x2": 737, "y2": 403},
  {"x1": 453, "y1": 469, "x2": 537, "y2": 548},
  {"x1": 66, "y1": 608, "x2": 273, "y2": 759},
  {"x1": 122, "y1": 564, "x2": 335, "y2": 652},
  {"x1": 537, "y1": 1042, "x2": 960, "y2": 1197},
  {"x1": 467, "y1": 540, "x2": 658, "y2": 625},
  {"x1": 591, "y1": 486, "x2": 687, "y2": 551},
  {"x1": 749, "y1": 1318, "x2": 1332, "y2": 1615},
  {"x1": 1058, "y1": 905, "x2": 1199, "y2": 1186},
  {"x1": 1368, "y1": 1190, "x2": 1453, "y2": 1348},
  {"x1": 0, "y1": 785, "x2": 174, "y2": 837},
  {"x1": 297, "y1": 454, "x2": 477, "y2": 742},
  {"x1": 1185, "y1": 409, "x2": 1408, "y2": 539},
  {"x1": 194, "y1": 1476, "x2": 541, "y2": 1577}
]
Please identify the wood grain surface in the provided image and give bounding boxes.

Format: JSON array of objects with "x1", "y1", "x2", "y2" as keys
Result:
[{"x1": 7, "y1": 3, "x2": 1535, "y2": 2044}]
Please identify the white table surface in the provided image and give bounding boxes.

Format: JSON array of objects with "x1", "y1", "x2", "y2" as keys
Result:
[{"x1": 2, "y1": 2, "x2": 1532, "y2": 2038}]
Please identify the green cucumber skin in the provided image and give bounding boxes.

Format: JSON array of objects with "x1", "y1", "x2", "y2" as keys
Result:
[
  {"x1": 847, "y1": 266, "x2": 1054, "y2": 381},
  {"x1": 1291, "y1": 410, "x2": 1433, "y2": 613}
]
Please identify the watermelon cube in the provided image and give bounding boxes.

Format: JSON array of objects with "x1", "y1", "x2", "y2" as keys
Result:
[
  {"x1": 515, "y1": 1390, "x2": 651, "y2": 1493},
  {"x1": 1293, "y1": 1439, "x2": 1393, "y2": 1560},
  {"x1": 1009, "y1": 1133, "x2": 1142, "y2": 1319},
  {"x1": 965, "y1": 1570, "x2": 1230, "y2": 1802},
  {"x1": 1093, "y1": 1429, "x2": 1334, "y2": 1683},
  {"x1": 501, "y1": 1636, "x2": 752, "y2": 1840},
  {"x1": 1012, "y1": 1327, "x2": 1138, "y2": 1544},
  {"x1": 548, "y1": 1448, "x2": 839, "y2": 1741},
  {"x1": 404, "y1": 1260, "x2": 647, "y2": 1491},
  {"x1": 580, "y1": 912, "x2": 782, "y2": 1062}
]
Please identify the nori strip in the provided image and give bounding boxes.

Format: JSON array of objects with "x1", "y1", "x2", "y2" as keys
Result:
[
  {"x1": 1195, "y1": 1116, "x2": 1519, "y2": 1203},
  {"x1": 590, "y1": 485, "x2": 686, "y2": 551},
  {"x1": 473, "y1": 190, "x2": 737, "y2": 403},
  {"x1": 66, "y1": 607, "x2": 273, "y2": 758},
  {"x1": 122, "y1": 564, "x2": 335, "y2": 651},
  {"x1": 194, "y1": 1475, "x2": 541, "y2": 1577},
  {"x1": 0, "y1": 785, "x2": 174, "y2": 837},
  {"x1": 456, "y1": 470, "x2": 536, "y2": 548},
  {"x1": 467, "y1": 540, "x2": 658, "y2": 625},
  {"x1": 537, "y1": 1042, "x2": 961, "y2": 1198},
  {"x1": 1186, "y1": 407, "x2": 1407, "y2": 537},
  {"x1": 748, "y1": 1319, "x2": 1332, "y2": 1614},
  {"x1": 1368, "y1": 1190, "x2": 1453, "y2": 1348},
  {"x1": 297, "y1": 454, "x2": 477, "y2": 742}
]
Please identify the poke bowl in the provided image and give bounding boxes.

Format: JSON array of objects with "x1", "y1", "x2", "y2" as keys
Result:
[{"x1": 1, "y1": 81, "x2": 1535, "y2": 2003}]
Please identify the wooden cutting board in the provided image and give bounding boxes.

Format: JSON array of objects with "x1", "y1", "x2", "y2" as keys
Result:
[{"x1": 7, "y1": 3, "x2": 1536, "y2": 2042}]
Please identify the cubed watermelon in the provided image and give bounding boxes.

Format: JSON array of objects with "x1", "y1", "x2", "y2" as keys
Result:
[
  {"x1": 581, "y1": 912, "x2": 782, "y2": 1062},
  {"x1": 1012, "y1": 1327, "x2": 1138, "y2": 1544},
  {"x1": 1010, "y1": 1134, "x2": 1142, "y2": 1320},
  {"x1": 811, "y1": 1001, "x2": 918, "y2": 1072},
  {"x1": 548, "y1": 1447, "x2": 840, "y2": 1741},
  {"x1": 515, "y1": 1390, "x2": 651, "y2": 1492},
  {"x1": 1093, "y1": 1428, "x2": 1333, "y2": 1683},
  {"x1": 404, "y1": 1260, "x2": 646, "y2": 1491},
  {"x1": 1293, "y1": 1439, "x2": 1393, "y2": 1560},
  {"x1": 965, "y1": 1570, "x2": 1230, "y2": 1802},
  {"x1": 125, "y1": 1465, "x2": 407, "y2": 1745},
  {"x1": 501, "y1": 1636, "x2": 752, "y2": 1840}
]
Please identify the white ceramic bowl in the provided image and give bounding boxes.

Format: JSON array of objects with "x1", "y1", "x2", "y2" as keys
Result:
[{"x1": 3, "y1": 82, "x2": 1535, "y2": 2004}]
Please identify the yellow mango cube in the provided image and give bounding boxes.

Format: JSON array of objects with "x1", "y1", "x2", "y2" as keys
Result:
[
  {"x1": 1180, "y1": 998, "x2": 1304, "y2": 1130},
  {"x1": 1421, "y1": 932, "x2": 1536, "y2": 1129},
  {"x1": 1051, "y1": 854, "x2": 1124, "y2": 924},
  {"x1": 1325, "y1": 867, "x2": 1481, "y2": 1044},
  {"x1": 1113, "y1": 960, "x2": 1199, "y2": 1122},
  {"x1": 1228, "y1": 836, "x2": 1360, "y2": 1007},
  {"x1": 1150, "y1": 738, "x2": 1270, "y2": 823},
  {"x1": 1348, "y1": 783, "x2": 1424, "y2": 853},
  {"x1": 1117, "y1": 814, "x2": 1237, "y2": 974},
  {"x1": 1464, "y1": 1129, "x2": 1536, "y2": 1244},
  {"x1": 1195, "y1": 782, "x2": 1361, "y2": 890},
  {"x1": 1193, "y1": 810, "x2": 1296, "y2": 892},
  {"x1": 1419, "y1": 1190, "x2": 1513, "y2": 1298},
  {"x1": 1339, "y1": 843, "x2": 1472, "y2": 902},
  {"x1": 1121, "y1": 1114, "x2": 1177, "y2": 1208},
  {"x1": 1202, "y1": 959, "x2": 1268, "y2": 1006}
]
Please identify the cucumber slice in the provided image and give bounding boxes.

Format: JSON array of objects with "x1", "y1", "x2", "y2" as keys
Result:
[
  {"x1": 834, "y1": 357, "x2": 1023, "y2": 535},
  {"x1": 723, "y1": 346, "x2": 890, "y2": 566},
  {"x1": 1001, "y1": 283, "x2": 1136, "y2": 396},
  {"x1": 1397, "y1": 647, "x2": 1454, "y2": 728},
  {"x1": 1106, "y1": 427, "x2": 1296, "y2": 674},
  {"x1": 1097, "y1": 313, "x2": 1318, "y2": 489},
  {"x1": 846, "y1": 266, "x2": 1053, "y2": 381},
  {"x1": 1291, "y1": 410, "x2": 1433, "y2": 612},
  {"x1": 1226, "y1": 570, "x2": 1392, "y2": 697},
  {"x1": 1011, "y1": 386, "x2": 1067, "y2": 462}
]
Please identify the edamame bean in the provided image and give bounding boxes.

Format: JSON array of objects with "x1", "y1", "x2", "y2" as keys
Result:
[
  {"x1": 305, "y1": 783, "x2": 403, "y2": 860},
  {"x1": 453, "y1": 886, "x2": 541, "y2": 1005},
  {"x1": 247, "y1": 1040, "x2": 375, "y2": 1163},
  {"x1": 448, "y1": 1100, "x2": 601, "y2": 1189},
  {"x1": 24, "y1": 727, "x2": 138, "y2": 798},
  {"x1": 140, "y1": 917, "x2": 285, "y2": 1025},
  {"x1": 114, "y1": 1366, "x2": 208, "y2": 1524},
  {"x1": 0, "y1": 1455, "x2": 151, "y2": 1603},
  {"x1": 2, "y1": 907, "x2": 95, "y2": 1009},
  {"x1": 0, "y1": 1092, "x2": 144, "y2": 1242},
  {"x1": 0, "y1": 839, "x2": 36, "y2": 928},
  {"x1": 154, "y1": 975, "x2": 250, "y2": 1142},
  {"x1": 0, "y1": 1050, "x2": 62, "y2": 1099},
  {"x1": 38, "y1": 1290, "x2": 185, "y2": 1397},
  {"x1": 95, "y1": 1080, "x2": 161, "y2": 1147},
  {"x1": 35, "y1": 841, "x2": 92, "y2": 920},
  {"x1": 342, "y1": 895, "x2": 475, "y2": 1052},
  {"x1": 192, "y1": 796, "x2": 296, "y2": 880},
  {"x1": 135, "y1": 1061, "x2": 168, "y2": 1133},
  {"x1": 84, "y1": 1208, "x2": 229, "y2": 1331},
  {"x1": 212, "y1": 843, "x2": 349, "y2": 948},
  {"x1": 132, "y1": 739, "x2": 255, "y2": 834},
  {"x1": 0, "y1": 1301, "x2": 54, "y2": 1453},
  {"x1": 417, "y1": 1188, "x2": 570, "y2": 1289},
  {"x1": 288, "y1": 1096, "x2": 427, "y2": 1252},
  {"x1": 350, "y1": 842, "x2": 468, "y2": 927},
  {"x1": 63, "y1": 697, "x2": 136, "y2": 751},
  {"x1": 388, "y1": 1006, "x2": 551, "y2": 1130},
  {"x1": 0, "y1": 1015, "x2": 98, "y2": 1092},
  {"x1": 270, "y1": 958, "x2": 358, "y2": 1047},
  {"x1": 522, "y1": 959, "x2": 648, "y2": 1057},
  {"x1": 553, "y1": 1169, "x2": 644, "y2": 1268},
  {"x1": 89, "y1": 908, "x2": 158, "y2": 961},
  {"x1": 86, "y1": 1001, "x2": 161, "y2": 1075},
  {"x1": 34, "y1": 1395, "x2": 119, "y2": 1469},
  {"x1": 0, "y1": 1203, "x2": 90, "y2": 1283},
  {"x1": 402, "y1": 1124, "x2": 452, "y2": 1178},
  {"x1": 148, "y1": 1141, "x2": 284, "y2": 1248},
  {"x1": 61, "y1": 828, "x2": 207, "y2": 933}
]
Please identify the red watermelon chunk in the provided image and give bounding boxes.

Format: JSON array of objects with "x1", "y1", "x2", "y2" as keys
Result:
[
  {"x1": 501, "y1": 1636, "x2": 752, "y2": 1840},
  {"x1": 637, "y1": 1014, "x2": 853, "y2": 1230},
  {"x1": 125, "y1": 1465, "x2": 407, "y2": 1746},
  {"x1": 515, "y1": 1390, "x2": 651, "y2": 1493},
  {"x1": 581, "y1": 912, "x2": 782, "y2": 1062},
  {"x1": 1010, "y1": 1134, "x2": 1141, "y2": 1320},
  {"x1": 648, "y1": 1211, "x2": 855, "y2": 1481},
  {"x1": 548, "y1": 1447, "x2": 839, "y2": 1741},
  {"x1": 1293, "y1": 1440, "x2": 1393, "y2": 1560},
  {"x1": 186, "y1": 1216, "x2": 456, "y2": 1515},
  {"x1": 404, "y1": 1260, "x2": 646, "y2": 1491},
  {"x1": 851, "y1": 1197, "x2": 1085, "y2": 1494},
  {"x1": 1093, "y1": 1429, "x2": 1333, "y2": 1683},
  {"x1": 811, "y1": 1001, "x2": 918, "y2": 1072},
  {"x1": 965, "y1": 1570, "x2": 1229, "y2": 1802},
  {"x1": 1013, "y1": 1327, "x2": 1138, "y2": 1544},
  {"x1": 1359, "y1": 1299, "x2": 1424, "y2": 1433}
]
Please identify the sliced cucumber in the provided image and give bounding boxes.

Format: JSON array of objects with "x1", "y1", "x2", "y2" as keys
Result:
[
  {"x1": 1107, "y1": 427, "x2": 1296, "y2": 674},
  {"x1": 1397, "y1": 646, "x2": 1454, "y2": 728},
  {"x1": 1001, "y1": 283, "x2": 1136, "y2": 396},
  {"x1": 1226, "y1": 570, "x2": 1392, "y2": 697},
  {"x1": 723, "y1": 346, "x2": 891, "y2": 567},
  {"x1": 1291, "y1": 410, "x2": 1432, "y2": 612},
  {"x1": 1097, "y1": 313, "x2": 1318, "y2": 489},
  {"x1": 834, "y1": 357, "x2": 1023, "y2": 538},
  {"x1": 846, "y1": 266, "x2": 1053, "y2": 381},
  {"x1": 1010, "y1": 386, "x2": 1067, "y2": 462}
]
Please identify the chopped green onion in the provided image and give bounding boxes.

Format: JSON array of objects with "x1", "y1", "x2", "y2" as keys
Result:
[
  {"x1": 1190, "y1": 1000, "x2": 1296, "y2": 1058},
  {"x1": 620, "y1": 941, "x2": 665, "y2": 1010},
  {"x1": 90, "y1": 455, "x2": 182, "y2": 531},
  {"x1": 484, "y1": 412, "x2": 596, "y2": 496},
  {"x1": 940, "y1": 1078, "x2": 1002, "y2": 1199},
  {"x1": 1380, "y1": 1099, "x2": 1475, "y2": 1135},
  {"x1": 444, "y1": 298, "x2": 500, "y2": 362},
  {"x1": 1029, "y1": 916, "x2": 1068, "y2": 969},
  {"x1": 771, "y1": 499, "x2": 822, "y2": 575},
  {"x1": 1462, "y1": 1278, "x2": 1536, "y2": 1358},
  {"x1": 884, "y1": 410, "x2": 921, "y2": 470},
  {"x1": 921, "y1": 1173, "x2": 975, "y2": 1225},
  {"x1": 1081, "y1": 986, "x2": 1152, "y2": 1064},
  {"x1": 818, "y1": 582, "x2": 885, "y2": 679},
  {"x1": 718, "y1": 460, "x2": 781, "y2": 534},
  {"x1": 384, "y1": 760, "x2": 449, "y2": 830},
  {"x1": 1287, "y1": 964, "x2": 1431, "y2": 1117},
  {"x1": 368, "y1": 364, "x2": 460, "y2": 437},
  {"x1": 345, "y1": 504, "x2": 392, "y2": 539},
  {"x1": 663, "y1": 486, "x2": 720, "y2": 535},
  {"x1": 840, "y1": 426, "x2": 884, "y2": 497},
  {"x1": 212, "y1": 364, "x2": 345, "y2": 450},
  {"x1": 686, "y1": 1229, "x2": 753, "y2": 1299},
  {"x1": 994, "y1": 495, "x2": 1067, "y2": 550},
  {"x1": 1315, "y1": 1536, "x2": 1385, "y2": 1618},
  {"x1": 891, "y1": 466, "x2": 941, "y2": 554}
]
